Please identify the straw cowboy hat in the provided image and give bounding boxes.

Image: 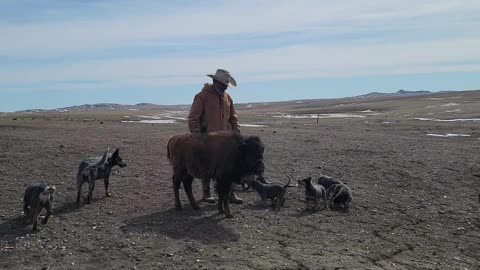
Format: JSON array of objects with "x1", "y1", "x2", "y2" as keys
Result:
[{"x1": 207, "y1": 69, "x2": 237, "y2": 87}]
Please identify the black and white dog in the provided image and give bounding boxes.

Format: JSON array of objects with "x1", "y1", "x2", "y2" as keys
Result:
[
  {"x1": 317, "y1": 174, "x2": 342, "y2": 190},
  {"x1": 23, "y1": 180, "x2": 56, "y2": 231},
  {"x1": 76, "y1": 148, "x2": 127, "y2": 206},
  {"x1": 298, "y1": 177, "x2": 328, "y2": 211}
]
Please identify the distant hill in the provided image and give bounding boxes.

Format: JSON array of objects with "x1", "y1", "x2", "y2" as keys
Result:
[
  {"x1": 10, "y1": 89, "x2": 462, "y2": 113},
  {"x1": 353, "y1": 89, "x2": 452, "y2": 99}
]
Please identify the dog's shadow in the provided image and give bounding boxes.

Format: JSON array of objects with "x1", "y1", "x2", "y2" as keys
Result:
[
  {"x1": 125, "y1": 207, "x2": 240, "y2": 245},
  {"x1": 0, "y1": 216, "x2": 31, "y2": 241}
]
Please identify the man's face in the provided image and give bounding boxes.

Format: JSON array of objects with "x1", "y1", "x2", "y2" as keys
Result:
[{"x1": 213, "y1": 80, "x2": 228, "y2": 94}]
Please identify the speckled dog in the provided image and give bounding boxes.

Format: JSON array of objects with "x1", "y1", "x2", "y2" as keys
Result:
[
  {"x1": 76, "y1": 149, "x2": 127, "y2": 206},
  {"x1": 23, "y1": 180, "x2": 56, "y2": 231},
  {"x1": 327, "y1": 183, "x2": 352, "y2": 211}
]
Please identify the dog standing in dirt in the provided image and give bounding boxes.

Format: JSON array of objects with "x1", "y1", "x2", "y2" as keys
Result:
[
  {"x1": 76, "y1": 148, "x2": 127, "y2": 206},
  {"x1": 252, "y1": 176, "x2": 295, "y2": 209},
  {"x1": 23, "y1": 180, "x2": 56, "y2": 231},
  {"x1": 326, "y1": 183, "x2": 352, "y2": 211},
  {"x1": 298, "y1": 177, "x2": 328, "y2": 211}
]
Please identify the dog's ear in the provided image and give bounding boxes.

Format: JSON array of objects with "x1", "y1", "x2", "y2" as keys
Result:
[
  {"x1": 47, "y1": 186, "x2": 56, "y2": 194},
  {"x1": 112, "y1": 148, "x2": 120, "y2": 157}
]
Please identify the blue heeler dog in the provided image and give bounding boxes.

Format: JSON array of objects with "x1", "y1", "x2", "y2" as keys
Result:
[
  {"x1": 76, "y1": 148, "x2": 127, "y2": 206},
  {"x1": 23, "y1": 180, "x2": 56, "y2": 231}
]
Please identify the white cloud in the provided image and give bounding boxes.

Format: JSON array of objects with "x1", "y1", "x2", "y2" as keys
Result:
[
  {"x1": 1, "y1": 0, "x2": 479, "y2": 54},
  {"x1": 1, "y1": 37, "x2": 480, "y2": 89},
  {"x1": 0, "y1": 0, "x2": 479, "y2": 91}
]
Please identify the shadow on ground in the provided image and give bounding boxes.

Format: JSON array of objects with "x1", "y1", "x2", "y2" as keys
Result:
[{"x1": 125, "y1": 207, "x2": 240, "y2": 245}]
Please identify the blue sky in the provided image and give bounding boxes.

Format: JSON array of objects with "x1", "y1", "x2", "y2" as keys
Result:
[{"x1": 1, "y1": 1, "x2": 480, "y2": 112}]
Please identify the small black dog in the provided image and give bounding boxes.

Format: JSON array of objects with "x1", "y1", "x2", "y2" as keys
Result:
[
  {"x1": 241, "y1": 174, "x2": 271, "y2": 190},
  {"x1": 23, "y1": 180, "x2": 56, "y2": 231},
  {"x1": 76, "y1": 148, "x2": 127, "y2": 206},
  {"x1": 326, "y1": 183, "x2": 352, "y2": 211},
  {"x1": 252, "y1": 176, "x2": 294, "y2": 209},
  {"x1": 298, "y1": 177, "x2": 327, "y2": 211},
  {"x1": 317, "y1": 174, "x2": 342, "y2": 190}
]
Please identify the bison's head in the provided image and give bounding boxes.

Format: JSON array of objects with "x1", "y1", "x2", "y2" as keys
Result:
[{"x1": 240, "y1": 136, "x2": 265, "y2": 176}]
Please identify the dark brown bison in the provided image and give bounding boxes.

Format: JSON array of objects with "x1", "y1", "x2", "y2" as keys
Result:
[{"x1": 167, "y1": 132, "x2": 265, "y2": 218}]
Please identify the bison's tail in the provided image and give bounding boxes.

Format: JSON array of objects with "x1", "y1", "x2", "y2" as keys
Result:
[{"x1": 166, "y1": 136, "x2": 173, "y2": 163}]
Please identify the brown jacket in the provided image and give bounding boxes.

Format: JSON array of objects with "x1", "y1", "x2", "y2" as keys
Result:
[{"x1": 188, "y1": 83, "x2": 240, "y2": 133}]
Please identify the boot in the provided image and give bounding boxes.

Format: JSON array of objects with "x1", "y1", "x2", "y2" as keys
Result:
[
  {"x1": 229, "y1": 189, "x2": 244, "y2": 204},
  {"x1": 201, "y1": 178, "x2": 216, "y2": 203}
]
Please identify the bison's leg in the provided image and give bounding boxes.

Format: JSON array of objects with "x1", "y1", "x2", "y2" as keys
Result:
[
  {"x1": 182, "y1": 175, "x2": 200, "y2": 210},
  {"x1": 216, "y1": 179, "x2": 233, "y2": 218},
  {"x1": 173, "y1": 173, "x2": 183, "y2": 210}
]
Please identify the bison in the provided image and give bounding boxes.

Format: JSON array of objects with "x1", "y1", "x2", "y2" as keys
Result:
[{"x1": 167, "y1": 132, "x2": 265, "y2": 218}]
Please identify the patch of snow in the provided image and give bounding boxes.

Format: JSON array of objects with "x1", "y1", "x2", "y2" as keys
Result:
[
  {"x1": 246, "y1": 105, "x2": 253, "y2": 108},
  {"x1": 382, "y1": 122, "x2": 390, "y2": 124},
  {"x1": 427, "y1": 133, "x2": 471, "y2": 137},
  {"x1": 128, "y1": 108, "x2": 139, "y2": 111},
  {"x1": 436, "y1": 118, "x2": 480, "y2": 122},
  {"x1": 295, "y1": 101, "x2": 304, "y2": 104},
  {"x1": 429, "y1": 98, "x2": 444, "y2": 100},
  {"x1": 414, "y1": 117, "x2": 436, "y2": 121},
  {"x1": 445, "y1": 109, "x2": 462, "y2": 113},
  {"x1": 122, "y1": 120, "x2": 176, "y2": 124},
  {"x1": 240, "y1": 124, "x2": 268, "y2": 127},
  {"x1": 360, "y1": 110, "x2": 374, "y2": 113},
  {"x1": 440, "y1": 103, "x2": 459, "y2": 107},
  {"x1": 415, "y1": 117, "x2": 480, "y2": 122},
  {"x1": 274, "y1": 113, "x2": 365, "y2": 119},
  {"x1": 123, "y1": 116, "x2": 130, "y2": 118},
  {"x1": 425, "y1": 105, "x2": 436, "y2": 108}
]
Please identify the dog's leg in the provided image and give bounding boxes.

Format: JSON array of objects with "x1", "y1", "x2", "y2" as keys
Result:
[
  {"x1": 32, "y1": 206, "x2": 42, "y2": 231},
  {"x1": 217, "y1": 180, "x2": 233, "y2": 218},
  {"x1": 42, "y1": 203, "x2": 52, "y2": 225},
  {"x1": 217, "y1": 191, "x2": 225, "y2": 214},
  {"x1": 261, "y1": 194, "x2": 268, "y2": 208},
  {"x1": 104, "y1": 176, "x2": 111, "y2": 197},
  {"x1": 323, "y1": 192, "x2": 328, "y2": 210},
  {"x1": 182, "y1": 175, "x2": 200, "y2": 210},
  {"x1": 87, "y1": 178, "x2": 95, "y2": 204},
  {"x1": 23, "y1": 197, "x2": 31, "y2": 224},
  {"x1": 76, "y1": 182, "x2": 83, "y2": 207},
  {"x1": 172, "y1": 173, "x2": 182, "y2": 210},
  {"x1": 274, "y1": 197, "x2": 281, "y2": 210}
]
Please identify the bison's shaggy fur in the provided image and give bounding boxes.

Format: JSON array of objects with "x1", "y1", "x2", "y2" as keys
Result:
[{"x1": 167, "y1": 132, "x2": 265, "y2": 218}]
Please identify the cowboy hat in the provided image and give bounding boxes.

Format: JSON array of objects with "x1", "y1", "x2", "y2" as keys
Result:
[{"x1": 207, "y1": 69, "x2": 237, "y2": 87}]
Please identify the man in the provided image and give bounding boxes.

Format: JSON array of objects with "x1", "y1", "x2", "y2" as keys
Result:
[{"x1": 188, "y1": 69, "x2": 243, "y2": 204}]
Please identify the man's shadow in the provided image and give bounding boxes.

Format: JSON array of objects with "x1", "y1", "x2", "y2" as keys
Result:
[{"x1": 125, "y1": 206, "x2": 240, "y2": 245}]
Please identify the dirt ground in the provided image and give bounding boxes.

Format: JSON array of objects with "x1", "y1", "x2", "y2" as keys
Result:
[{"x1": 0, "y1": 115, "x2": 479, "y2": 270}]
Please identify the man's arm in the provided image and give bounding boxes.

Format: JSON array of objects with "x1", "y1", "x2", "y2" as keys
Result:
[
  {"x1": 188, "y1": 94, "x2": 204, "y2": 133},
  {"x1": 228, "y1": 96, "x2": 240, "y2": 133}
]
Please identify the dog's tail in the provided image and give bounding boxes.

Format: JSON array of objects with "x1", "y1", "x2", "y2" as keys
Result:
[{"x1": 284, "y1": 175, "x2": 298, "y2": 188}]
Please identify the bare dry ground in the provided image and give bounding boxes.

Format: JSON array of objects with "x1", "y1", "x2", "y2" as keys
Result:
[{"x1": 1, "y1": 91, "x2": 480, "y2": 270}]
